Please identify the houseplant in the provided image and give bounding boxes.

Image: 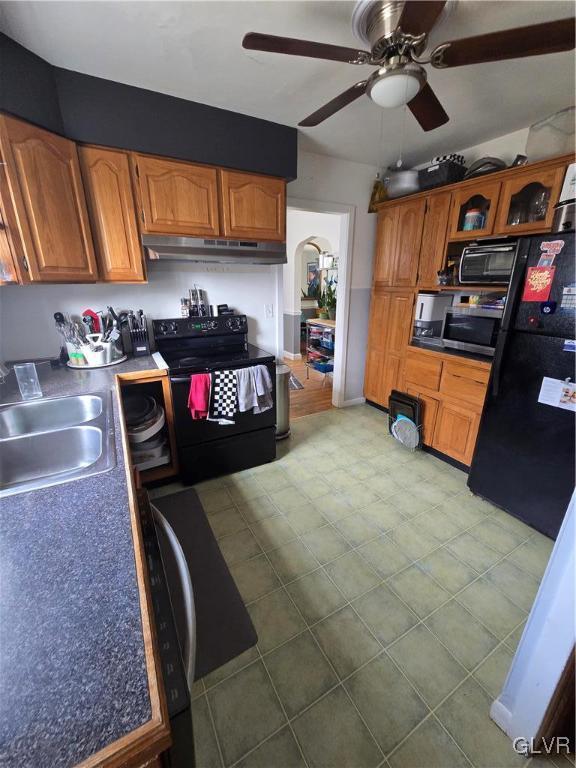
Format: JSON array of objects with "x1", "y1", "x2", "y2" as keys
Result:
[
  {"x1": 325, "y1": 283, "x2": 337, "y2": 321},
  {"x1": 317, "y1": 289, "x2": 329, "y2": 319}
]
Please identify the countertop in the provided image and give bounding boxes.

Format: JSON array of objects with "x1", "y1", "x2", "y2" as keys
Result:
[
  {"x1": 409, "y1": 338, "x2": 494, "y2": 366},
  {"x1": 0, "y1": 356, "x2": 162, "y2": 767}
]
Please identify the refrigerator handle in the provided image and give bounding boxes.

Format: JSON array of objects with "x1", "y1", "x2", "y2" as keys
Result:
[
  {"x1": 501, "y1": 240, "x2": 529, "y2": 331},
  {"x1": 491, "y1": 331, "x2": 507, "y2": 398}
]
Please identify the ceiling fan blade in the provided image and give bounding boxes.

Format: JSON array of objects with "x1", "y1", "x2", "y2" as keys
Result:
[
  {"x1": 431, "y1": 18, "x2": 575, "y2": 68},
  {"x1": 242, "y1": 32, "x2": 370, "y2": 64},
  {"x1": 408, "y1": 83, "x2": 449, "y2": 131},
  {"x1": 299, "y1": 81, "x2": 369, "y2": 126},
  {"x1": 397, "y1": 1, "x2": 447, "y2": 37}
]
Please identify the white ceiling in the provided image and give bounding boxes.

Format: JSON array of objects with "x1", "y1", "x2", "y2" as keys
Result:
[{"x1": 1, "y1": 1, "x2": 574, "y2": 168}]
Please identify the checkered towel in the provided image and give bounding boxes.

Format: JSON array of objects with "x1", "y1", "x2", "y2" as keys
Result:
[{"x1": 208, "y1": 370, "x2": 237, "y2": 424}]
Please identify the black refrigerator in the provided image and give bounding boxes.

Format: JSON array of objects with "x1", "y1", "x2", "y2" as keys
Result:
[{"x1": 468, "y1": 231, "x2": 575, "y2": 539}]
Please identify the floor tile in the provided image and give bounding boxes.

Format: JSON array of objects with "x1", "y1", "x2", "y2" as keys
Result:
[
  {"x1": 334, "y1": 513, "x2": 380, "y2": 547},
  {"x1": 325, "y1": 551, "x2": 380, "y2": 600},
  {"x1": 312, "y1": 606, "x2": 382, "y2": 679},
  {"x1": 484, "y1": 559, "x2": 540, "y2": 612},
  {"x1": 447, "y1": 532, "x2": 501, "y2": 573},
  {"x1": 365, "y1": 473, "x2": 404, "y2": 499},
  {"x1": 202, "y1": 646, "x2": 260, "y2": 690},
  {"x1": 388, "y1": 624, "x2": 467, "y2": 707},
  {"x1": 345, "y1": 654, "x2": 429, "y2": 755},
  {"x1": 436, "y1": 678, "x2": 525, "y2": 768},
  {"x1": 193, "y1": 695, "x2": 223, "y2": 768},
  {"x1": 253, "y1": 467, "x2": 292, "y2": 493},
  {"x1": 292, "y1": 686, "x2": 382, "y2": 768},
  {"x1": 456, "y1": 579, "x2": 526, "y2": 639},
  {"x1": 208, "y1": 507, "x2": 248, "y2": 539},
  {"x1": 313, "y1": 492, "x2": 354, "y2": 523},
  {"x1": 208, "y1": 660, "x2": 286, "y2": 766},
  {"x1": 237, "y1": 495, "x2": 280, "y2": 523},
  {"x1": 416, "y1": 508, "x2": 463, "y2": 544},
  {"x1": 191, "y1": 678, "x2": 205, "y2": 700},
  {"x1": 388, "y1": 715, "x2": 470, "y2": 768},
  {"x1": 236, "y1": 727, "x2": 305, "y2": 768},
  {"x1": 287, "y1": 569, "x2": 347, "y2": 625},
  {"x1": 283, "y1": 503, "x2": 327, "y2": 534},
  {"x1": 388, "y1": 565, "x2": 450, "y2": 619},
  {"x1": 348, "y1": 461, "x2": 378, "y2": 481},
  {"x1": 419, "y1": 548, "x2": 477, "y2": 594},
  {"x1": 353, "y1": 583, "x2": 418, "y2": 646},
  {"x1": 474, "y1": 644, "x2": 514, "y2": 698},
  {"x1": 357, "y1": 535, "x2": 412, "y2": 579},
  {"x1": 228, "y1": 477, "x2": 267, "y2": 504},
  {"x1": 468, "y1": 518, "x2": 528, "y2": 555},
  {"x1": 217, "y1": 528, "x2": 262, "y2": 567},
  {"x1": 387, "y1": 491, "x2": 433, "y2": 519},
  {"x1": 270, "y1": 486, "x2": 310, "y2": 513},
  {"x1": 325, "y1": 469, "x2": 359, "y2": 491},
  {"x1": 283, "y1": 463, "x2": 315, "y2": 484},
  {"x1": 230, "y1": 555, "x2": 280, "y2": 603},
  {"x1": 198, "y1": 487, "x2": 235, "y2": 513},
  {"x1": 425, "y1": 600, "x2": 499, "y2": 670},
  {"x1": 250, "y1": 516, "x2": 297, "y2": 551},
  {"x1": 490, "y1": 508, "x2": 537, "y2": 539},
  {"x1": 508, "y1": 535, "x2": 553, "y2": 579},
  {"x1": 299, "y1": 477, "x2": 333, "y2": 499},
  {"x1": 301, "y1": 525, "x2": 351, "y2": 564},
  {"x1": 361, "y1": 499, "x2": 406, "y2": 532},
  {"x1": 504, "y1": 621, "x2": 526, "y2": 653},
  {"x1": 411, "y1": 481, "x2": 452, "y2": 507},
  {"x1": 248, "y1": 589, "x2": 306, "y2": 654},
  {"x1": 339, "y1": 483, "x2": 381, "y2": 510},
  {"x1": 387, "y1": 522, "x2": 439, "y2": 561},
  {"x1": 264, "y1": 631, "x2": 337, "y2": 718},
  {"x1": 442, "y1": 495, "x2": 489, "y2": 529},
  {"x1": 267, "y1": 539, "x2": 319, "y2": 584}
]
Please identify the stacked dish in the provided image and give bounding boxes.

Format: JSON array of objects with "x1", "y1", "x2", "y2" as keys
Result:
[{"x1": 124, "y1": 394, "x2": 170, "y2": 470}]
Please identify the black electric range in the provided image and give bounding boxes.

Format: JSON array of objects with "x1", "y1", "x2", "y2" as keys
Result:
[{"x1": 153, "y1": 315, "x2": 276, "y2": 483}]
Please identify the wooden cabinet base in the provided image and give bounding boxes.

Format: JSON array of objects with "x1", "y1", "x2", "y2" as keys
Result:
[{"x1": 433, "y1": 400, "x2": 481, "y2": 466}]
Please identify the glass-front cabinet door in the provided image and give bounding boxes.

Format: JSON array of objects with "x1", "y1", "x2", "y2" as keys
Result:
[
  {"x1": 495, "y1": 166, "x2": 565, "y2": 235},
  {"x1": 448, "y1": 181, "x2": 501, "y2": 241}
]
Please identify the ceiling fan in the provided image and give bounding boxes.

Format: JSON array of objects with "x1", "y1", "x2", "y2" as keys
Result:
[{"x1": 242, "y1": 0, "x2": 575, "y2": 132}]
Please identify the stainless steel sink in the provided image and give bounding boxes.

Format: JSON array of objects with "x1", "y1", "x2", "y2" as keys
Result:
[
  {"x1": 0, "y1": 394, "x2": 102, "y2": 438},
  {"x1": 0, "y1": 392, "x2": 116, "y2": 497}
]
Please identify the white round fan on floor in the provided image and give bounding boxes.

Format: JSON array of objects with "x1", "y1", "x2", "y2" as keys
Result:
[{"x1": 390, "y1": 413, "x2": 420, "y2": 451}]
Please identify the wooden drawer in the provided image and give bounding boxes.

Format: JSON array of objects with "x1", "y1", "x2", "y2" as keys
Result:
[
  {"x1": 440, "y1": 361, "x2": 489, "y2": 407},
  {"x1": 404, "y1": 352, "x2": 442, "y2": 392}
]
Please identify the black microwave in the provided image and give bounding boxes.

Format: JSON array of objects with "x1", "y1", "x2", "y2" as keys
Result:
[
  {"x1": 459, "y1": 240, "x2": 518, "y2": 284},
  {"x1": 441, "y1": 307, "x2": 503, "y2": 357}
]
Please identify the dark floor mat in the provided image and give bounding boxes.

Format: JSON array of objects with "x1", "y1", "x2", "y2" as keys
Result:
[{"x1": 152, "y1": 488, "x2": 257, "y2": 680}]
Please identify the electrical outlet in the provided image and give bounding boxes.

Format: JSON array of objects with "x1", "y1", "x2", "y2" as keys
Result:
[{"x1": 265, "y1": 303, "x2": 274, "y2": 319}]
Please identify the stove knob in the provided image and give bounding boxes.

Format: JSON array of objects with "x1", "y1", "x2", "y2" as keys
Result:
[
  {"x1": 210, "y1": 320, "x2": 218, "y2": 329},
  {"x1": 167, "y1": 321, "x2": 178, "y2": 334},
  {"x1": 226, "y1": 317, "x2": 242, "y2": 331},
  {"x1": 158, "y1": 322, "x2": 168, "y2": 335}
]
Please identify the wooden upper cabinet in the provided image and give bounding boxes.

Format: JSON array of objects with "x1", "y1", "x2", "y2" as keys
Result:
[
  {"x1": 80, "y1": 146, "x2": 145, "y2": 282},
  {"x1": 448, "y1": 180, "x2": 501, "y2": 241},
  {"x1": 134, "y1": 155, "x2": 220, "y2": 237},
  {"x1": 495, "y1": 165, "x2": 565, "y2": 235},
  {"x1": 0, "y1": 115, "x2": 98, "y2": 282},
  {"x1": 373, "y1": 207, "x2": 398, "y2": 285},
  {"x1": 219, "y1": 170, "x2": 286, "y2": 241},
  {"x1": 392, "y1": 198, "x2": 425, "y2": 286},
  {"x1": 417, "y1": 192, "x2": 451, "y2": 287},
  {"x1": 0, "y1": 157, "x2": 21, "y2": 284}
]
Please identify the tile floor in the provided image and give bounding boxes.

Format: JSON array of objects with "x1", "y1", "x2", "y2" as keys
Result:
[{"x1": 151, "y1": 405, "x2": 559, "y2": 768}]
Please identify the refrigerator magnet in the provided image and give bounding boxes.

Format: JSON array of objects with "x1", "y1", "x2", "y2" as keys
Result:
[
  {"x1": 563, "y1": 340, "x2": 576, "y2": 353},
  {"x1": 560, "y1": 285, "x2": 576, "y2": 310},
  {"x1": 537, "y1": 377, "x2": 576, "y2": 412},
  {"x1": 522, "y1": 266, "x2": 555, "y2": 302}
]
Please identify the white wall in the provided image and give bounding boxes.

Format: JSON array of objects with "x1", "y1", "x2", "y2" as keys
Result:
[
  {"x1": 288, "y1": 150, "x2": 378, "y2": 401},
  {"x1": 0, "y1": 261, "x2": 281, "y2": 362}
]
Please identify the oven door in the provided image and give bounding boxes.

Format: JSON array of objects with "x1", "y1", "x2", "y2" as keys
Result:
[
  {"x1": 170, "y1": 361, "x2": 276, "y2": 447},
  {"x1": 441, "y1": 309, "x2": 502, "y2": 356}
]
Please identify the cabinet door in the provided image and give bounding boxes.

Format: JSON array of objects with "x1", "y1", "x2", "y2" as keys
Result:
[
  {"x1": 406, "y1": 387, "x2": 440, "y2": 445},
  {"x1": 135, "y1": 155, "x2": 220, "y2": 236},
  {"x1": 386, "y1": 292, "x2": 415, "y2": 355},
  {"x1": 364, "y1": 289, "x2": 391, "y2": 403},
  {"x1": 392, "y1": 199, "x2": 425, "y2": 286},
  {"x1": 219, "y1": 170, "x2": 286, "y2": 241},
  {"x1": 373, "y1": 207, "x2": 398, "y2": 285},
  {"x1": 0, "y1": 115, "x2": 98, "y2": 282},
  {"x1": 80, "y1": 147, "x2": 145, "y2": 282},
  {"x1": 381, "y1": 353, "x2": 403, "y2": 407},
  {"x1": 495, "y1": 165, "x2": 565, "y2": 235},
  {"x1": 448, "y1": 181, "x2": 501, "y2": 241},
  {"x1": 0, "y1": 157, "x2": 21, "y2": 284},
  {"x1": 417, "y1": 192, "x2": 451, "y2": 287},
  {"x1": 433, "y1": 400, "x2": 481, "y2": 465}
]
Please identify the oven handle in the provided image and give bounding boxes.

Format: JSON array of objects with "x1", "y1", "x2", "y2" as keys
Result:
[
  {"x1": 170, "y1": 376, "x2": 194, "y2": 383},
  {"x1": 151, "y1": 502, "x2": 196, "y2": 692}
]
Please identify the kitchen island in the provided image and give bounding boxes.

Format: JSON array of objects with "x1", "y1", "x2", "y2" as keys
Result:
[{"x1": 0, "y1": 357, "x2": 170, "y2": 767}]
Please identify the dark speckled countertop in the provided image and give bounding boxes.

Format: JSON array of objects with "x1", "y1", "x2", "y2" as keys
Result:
[{"x1": 0, "y1": 356, "x2": 162, "y2": 767}]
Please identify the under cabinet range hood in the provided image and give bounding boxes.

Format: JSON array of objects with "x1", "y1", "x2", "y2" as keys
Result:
[{"x1": 142, "y1": 235, "x2": 287, "y2": 265}]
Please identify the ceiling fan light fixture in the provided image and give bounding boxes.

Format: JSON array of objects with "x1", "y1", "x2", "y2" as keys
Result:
[{"x1": 368, "y1": 64, "x2": 425, "y2": 108}]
